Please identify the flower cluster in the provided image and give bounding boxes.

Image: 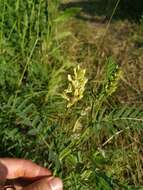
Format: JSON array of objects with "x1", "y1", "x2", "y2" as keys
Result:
[{"x1": 62, "y1": 65, "x2": 88, "y2": 108}]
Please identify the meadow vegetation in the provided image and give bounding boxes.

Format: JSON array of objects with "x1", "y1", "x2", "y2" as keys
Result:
[{"x1": 0, "y1": 0, "x2": 143, "y2": 189}]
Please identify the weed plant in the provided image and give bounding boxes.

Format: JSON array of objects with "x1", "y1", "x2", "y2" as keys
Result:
[{"x1": 0, "y1": 0, "x2": 143, "y2": 189}]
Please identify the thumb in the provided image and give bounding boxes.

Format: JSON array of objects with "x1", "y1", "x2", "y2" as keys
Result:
[{"x1": 22, "y1": 177, "x2": 63, "y2": 190}]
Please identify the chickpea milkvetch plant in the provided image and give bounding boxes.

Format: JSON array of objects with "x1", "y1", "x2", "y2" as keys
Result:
[
  {"x1": 61, "y1": 58, "x2": 143, "y2": 190},
  {"x1": 0, "y1": 0, "x2": 143, "y2": 189}
]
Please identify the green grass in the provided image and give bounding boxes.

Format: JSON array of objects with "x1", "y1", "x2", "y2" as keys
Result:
[{"x1": 0, "y1": 0, "x2": 143, "y2": 189}]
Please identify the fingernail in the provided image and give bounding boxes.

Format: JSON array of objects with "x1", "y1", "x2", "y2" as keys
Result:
[{"x1": 49, "y1": 177, "x2": 63, "y2": 190}]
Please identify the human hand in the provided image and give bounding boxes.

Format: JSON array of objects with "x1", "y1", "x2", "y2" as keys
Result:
[{"x1": 0, "y1": 158, "x2": 63, "y2": 190}]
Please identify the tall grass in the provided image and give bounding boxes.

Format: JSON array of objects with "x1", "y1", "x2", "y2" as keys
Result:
[{"x1": 0, "y1": 0, "x2": 143, "y2": 189}]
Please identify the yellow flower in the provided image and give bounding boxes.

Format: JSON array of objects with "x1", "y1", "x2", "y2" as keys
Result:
[{"x1": 62, "y1": 65, "x2": 88, "y2": 108}]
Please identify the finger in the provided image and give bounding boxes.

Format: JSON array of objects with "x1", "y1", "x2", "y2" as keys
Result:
[
  {"x1": 22, "y1": 177, "x2": 63, "y2": 190},
  {"x1": 0, "y1": 161, "x2": 7, "y2": 180},
  {"x1": 0, "y1": 158, "x2": 52, "y2": 179}
]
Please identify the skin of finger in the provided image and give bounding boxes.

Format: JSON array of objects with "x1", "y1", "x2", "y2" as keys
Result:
[
  {"x1": 0, "y1": 158, "x2": 52, "y2": 179},
  {"x1": 0, "y1": 161, "x2": 8, "y2": 180},
  {"x1": 21, "y1": 177, "x2": 63, "y2": 190}
]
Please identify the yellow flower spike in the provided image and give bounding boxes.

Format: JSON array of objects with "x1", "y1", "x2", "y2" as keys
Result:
[{"x1": 62, "y1": 65, "x2": 88, "y2": 108}]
